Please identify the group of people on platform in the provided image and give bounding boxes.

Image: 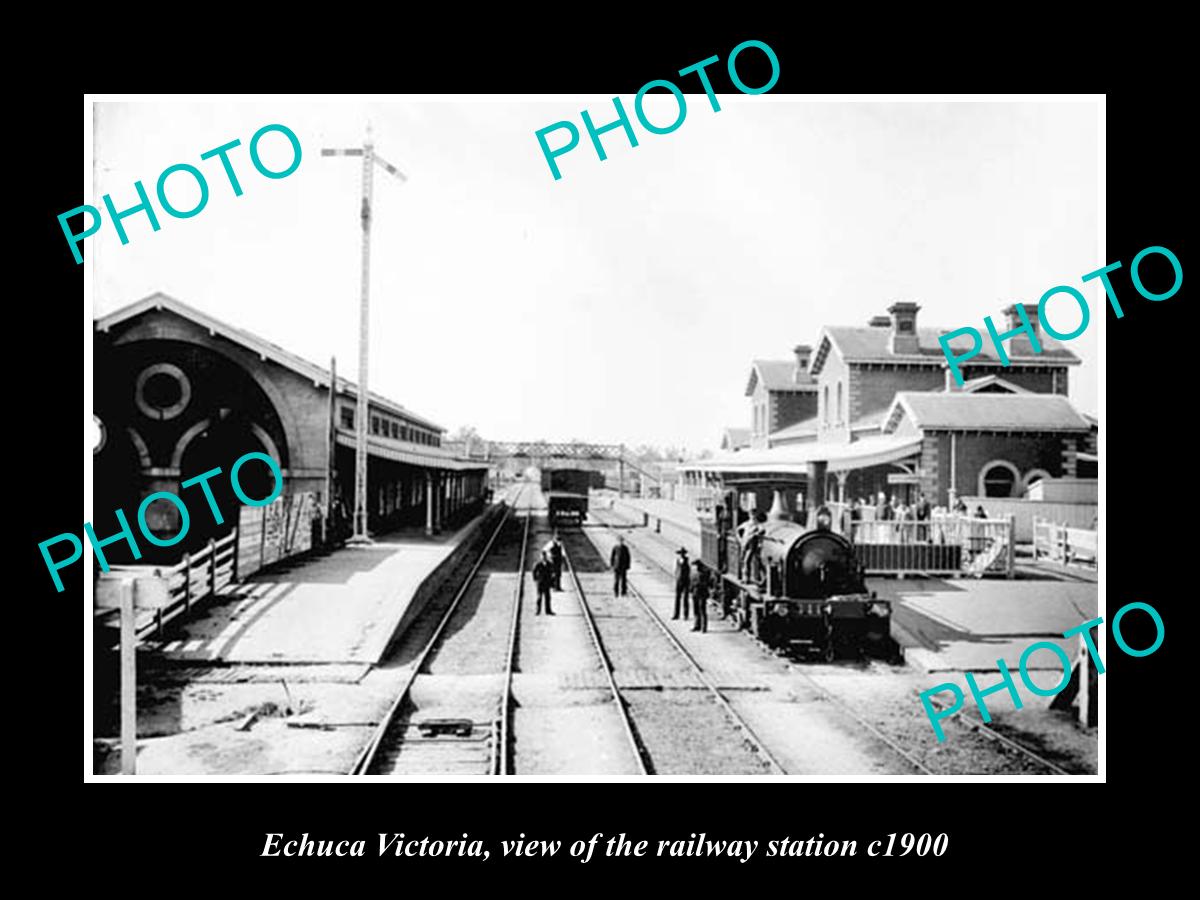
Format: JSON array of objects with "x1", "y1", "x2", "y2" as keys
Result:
[
  {"x1": 846, "y1": 492, "x2": 989, "y2": 544},
  {"x1": 847, "y1": 492, "x2": 987, "y2": 523}
]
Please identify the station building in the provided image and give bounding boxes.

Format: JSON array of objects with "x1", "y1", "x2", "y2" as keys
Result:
[
  {"x1": 93, "y1": 292, "x2": 488, "y2": 563},
  {"x1": 697, "y1": 301, "x2": 1097, "y2": 515}
]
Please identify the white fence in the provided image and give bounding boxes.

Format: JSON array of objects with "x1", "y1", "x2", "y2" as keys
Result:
[
  {"x1": 1033, "y1": 517, "x2": 1098, "y2": 567},
  {"x1": 960, "y1": 496, "x2": 1096, "y2": 543},
  {"x1": 850, "y1": 514, "x2": 1014, "y2": 577}
]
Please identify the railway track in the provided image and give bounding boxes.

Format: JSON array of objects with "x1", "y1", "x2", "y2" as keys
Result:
[
  {"x1": 351, "y1": 487, "x2": 530, "y2": 775},
  {"x1": 589, "y1": 505, "x2": 930, "y2": 776},
  {"x1": 559, "y1": 527, "x2": 782, "y2": 775},
  {"x1": 560, "y1": 542, "x2": 650, "y2": 774},
  {"x1": 596, "y1": 503, "x2": 1079, "y2": 775},
  {"x1": 919, "y1": 691, "x2": 1073, "y2": 775}
]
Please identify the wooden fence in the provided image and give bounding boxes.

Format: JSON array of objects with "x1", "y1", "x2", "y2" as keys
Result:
[
  {"x1": 850, "y1": 514, "x2": 1015, "y2": 578},
  {"x1": 96, "y1": 492, "x2": 320, "y2": 638},
  {"x1": 1033, "y1": 517, "x2": 1098, "y2": 567},
  {"x1": 98, "y1": 528, "x2": 240, "y2": 638}
]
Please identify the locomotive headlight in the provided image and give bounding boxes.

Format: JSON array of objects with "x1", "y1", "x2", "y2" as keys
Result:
[{"x1": 867, "y1": 601, "x2": 891, "y2": 617}]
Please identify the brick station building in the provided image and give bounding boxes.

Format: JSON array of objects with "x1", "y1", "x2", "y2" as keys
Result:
[
  {"x1": 93, "y1": 292, "x2": 488, "y2": 563},
  {"x1": 695, "y1": 301, "x2": 1097, "y2": 515}
]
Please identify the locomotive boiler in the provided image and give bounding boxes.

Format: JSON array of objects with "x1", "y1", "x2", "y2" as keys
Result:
[{"x1": 700, "y1": 489, "x2": 902, "y2": 661}]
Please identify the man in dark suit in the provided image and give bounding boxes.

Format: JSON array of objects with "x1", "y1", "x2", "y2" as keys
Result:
[
  {"x1": 544, "y1": 532, "x2": 564, "y2": 590},
  {"x1": 610, "y1": 535, "x2": 631, "y2": 597},
  {"x1": 691, "y1": 560, "x2": 710, "y2": 633},
  {"x1": 532, "y1": 550, "x2": 555, "y2": 615},
  {"x1": 673, "y1": 548, "x2": 691, "y2": 620}
]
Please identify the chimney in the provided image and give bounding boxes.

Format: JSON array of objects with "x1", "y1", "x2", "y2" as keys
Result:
[
  {"x1": 888, "y1": 301, "x2": 921, "y2": 355},
  {"x1": 1004, "y1": 302, "x2": 1042, "y2": 357},
  {"x1": 767, "y1": 490, "x2": 789, "y2": 522},
  {"x1": 792, "y1": 344, "x2": 812, "y2": 382},
  {"x1": 868, "y1": 315, "x2": 892, "y2": 327}
]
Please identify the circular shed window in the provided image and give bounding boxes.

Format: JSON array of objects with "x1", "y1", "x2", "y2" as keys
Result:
[{"x1": 135, "y1": 363, "x2": 191, "y2": 421}]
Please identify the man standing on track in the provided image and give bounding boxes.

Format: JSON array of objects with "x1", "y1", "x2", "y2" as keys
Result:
[
  {"x1": 544, "y1": 531, "x2": 564, "y2": 591},
  {"x1": 610, "y1": 534, "x2": 631, "y2": 597},
  {"x1": 673, "y1": 548, "x2": 691, "y2": 620},
  {"x1": 533, "y1": 550, "x2": 555, "y2": 615},
  {"x1": 692, "y1": 559, "x2": 709, "y2": 633}
]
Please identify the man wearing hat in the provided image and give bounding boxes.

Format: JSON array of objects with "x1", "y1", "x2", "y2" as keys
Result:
[
  {"x1": 610, "y1": 534, "x2": 631, "y2": 597},
  {"x1": 673, "y1": 547, "x2": 692, "y2": 620}
]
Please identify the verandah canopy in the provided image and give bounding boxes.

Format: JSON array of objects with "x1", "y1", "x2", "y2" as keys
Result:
[{"x1": 685, "y1": 435, "x2": 923, "y2": 476}]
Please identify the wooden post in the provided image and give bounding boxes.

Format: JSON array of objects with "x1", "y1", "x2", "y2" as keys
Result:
[
  {"x1": 120, "y1": 580, "x2": 137, "y2": 775},
  {"x1": 1007, "y1": 516, "x2": 1015, "y2": 578},
  {"x1": 182, "y1": 553, "x2": 192, "y2": 613},
  {"x1": 325, "y1": 356, "x2": 337, "y2": 546},
  {"x1": 425, "y1": 471, "x2": 434, "y2": 535},
  {"x1": 260, "y1": 507, "x2": 267, "y2": 570},
  {"x1": 231, "y1": 526, "x2": 239, "y2": 583},
  {"x1": 208, "y1": 538, "x2": 217, "y2": 595},
  {"x1": 1078, "y1": 625, "x2": 1098, "y2": 727}
]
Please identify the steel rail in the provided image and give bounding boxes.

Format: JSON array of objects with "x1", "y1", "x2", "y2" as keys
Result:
[
  {"x1": 584, "y1": 511, "x2": 786, "y2": 774},
  {"x1": 592, "y1": 507, "x2": 931, "y2": 776},
  {"x1": 493, "y1": 507, "x2": 531, "y2": 774},
  {"x1": 349, "y1": 487, "x2": 526, "y2": 775},
  {"x1": 920, "y1": 691, "x2": 1072, "y2": 775},
  {"x1": 562, "y1": 544, "x2": 651, "y2": 775}
]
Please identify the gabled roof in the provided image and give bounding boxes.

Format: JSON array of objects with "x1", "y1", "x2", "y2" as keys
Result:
[
  {"x1": 94, "y1": 292, "x2": 444, "y2": 432},
  {"x1": 883, "y1": 391, "x2": 1092, "y2": 434},
  {"x1": 811, "y1": 324, "x2": 1080, "y2": 375},
  {"x1": 850, "y1": 408, "x2": 888, "y2": 432},
  {"x1": 959, "y1": 374, "x2": 1030, "y2": 394},
  {"x1": 745, "y1": 359, "x2": 817, "y2": 396},
  {"x1": 721, "y1": 427, "x2": 751, "y2": 450},
  {"x1": 769, "y1": 415, "x2": 818, "y2": 444}
]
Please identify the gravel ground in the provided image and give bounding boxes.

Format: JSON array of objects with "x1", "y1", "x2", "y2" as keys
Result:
[
  {"x1": 590, "y1": 508, "x2": 1097, "y2": 775},
  {"x1": 561, "y1": 528, "x2": 774, "y2": 775},
  {"x1": 370, "y1": 512, "x2": 528, "y2": 773},
  {"x1": 511, "y1": 519, "x2": 641, "y2": 775}
]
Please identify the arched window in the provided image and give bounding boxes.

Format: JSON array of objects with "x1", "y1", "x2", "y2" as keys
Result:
[
  {"x1": 823, "y1": 385, "x2": 830, "y2": 424},
  {"x1": 836, "y1": 381, "x2": 844, "y2": 424},
  {"x1": 978, "y1": 460, "x2": 1020, "y2": 498},
  {"x1": 1022, "y1": 469, "x2": 1052, "y2": 495}
]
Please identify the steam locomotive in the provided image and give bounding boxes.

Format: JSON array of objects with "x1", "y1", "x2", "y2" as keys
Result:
[{"x1": 700, "y1": 489, "x2": 902, "y2": 662}]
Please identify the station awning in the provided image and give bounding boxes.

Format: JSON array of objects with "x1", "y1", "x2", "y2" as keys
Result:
[
  {"x1": 336, "y1": 432, "x2": 488, "y2": 471},
  {"x1": 685, "y1": 434, "x2": 923, "y2": 476}
]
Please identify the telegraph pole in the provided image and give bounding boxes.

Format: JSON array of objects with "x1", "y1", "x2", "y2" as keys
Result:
[{"x1": 322, "y1": 125, "x2": 407, "y2": 545}]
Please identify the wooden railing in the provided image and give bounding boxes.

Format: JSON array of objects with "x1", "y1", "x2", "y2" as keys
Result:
[
  {"x1": 849, "y1": 514, "x2": 1015, "y2": 578},
  {"x1": 1033, "y1": 517, "x2": 1098, "y2": 567},
  {"x1": 99, "y1": 528, "x2": 240, "y2": 639}
]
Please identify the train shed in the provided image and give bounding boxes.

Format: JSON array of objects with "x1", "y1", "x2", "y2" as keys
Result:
[{"x1": 93, "y1": 292, "x2": 488, "y2": 564}]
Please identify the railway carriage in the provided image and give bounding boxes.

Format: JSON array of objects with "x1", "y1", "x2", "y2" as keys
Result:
[
  {"x1": 700, "y1": 489, "x2": 902, "y2": 662},
  {"x1": 541, "y1": 468, "x2": 592, "y2": 526}
]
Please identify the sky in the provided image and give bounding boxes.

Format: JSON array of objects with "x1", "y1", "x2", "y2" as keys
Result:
[{"x1": 92, "y1": 98, "x2": 1100, "y2": 453}]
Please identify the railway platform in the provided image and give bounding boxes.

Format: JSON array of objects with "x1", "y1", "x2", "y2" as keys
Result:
[
  {"x1": 144, "y1": 513, "x2": 500, "y2": 665},
  {"x1": 94, "y1": 508, "x2": 503, "y2": 775},
  {"x1": 880, "y1": 578, "x2": 1098, "y2": 677}
]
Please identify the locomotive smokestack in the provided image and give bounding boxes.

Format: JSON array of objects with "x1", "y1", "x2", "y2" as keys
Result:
[{"x1": 767, "y1": 490, "x2": 789, "y2": 522}]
